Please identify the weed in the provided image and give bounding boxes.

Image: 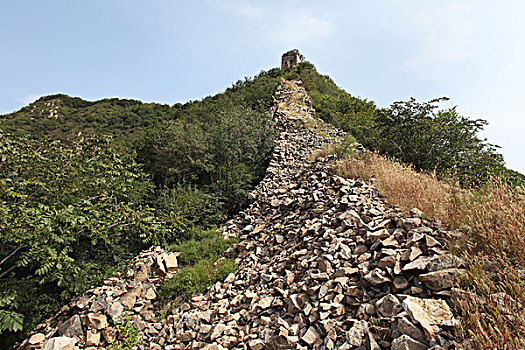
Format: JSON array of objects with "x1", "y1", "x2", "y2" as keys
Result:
[
  {"x1": 310, "y1": 135, "x2": 358, "y2": 161},
  {"x1": 108, "y1": 312, "x2": 141, "y2": 350},
  {"x1": 159, "y1": 228, "x2": 239, "y2": 305},
  {"x1": 160, "y1": 258, "x2": 237, "y2": 302}
]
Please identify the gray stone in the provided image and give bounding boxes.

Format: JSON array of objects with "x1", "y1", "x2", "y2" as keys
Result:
[
  {"x1": 376, "y1": 294, "x2": 403, "y2": 317},
  {"x1": 399, "y1": 218, "x2": 422, "y2": 231},
  {"x1": 364, "y1": 268, "x2": 392, "y2": 286},
  {"x1": 108, "y1": 301, "x2": 124, "y2": 323},
  {"x1": 302, "y1": 326, "x2": 320, "y2": 345},
  {"x1": 42, "y1": 337, "x2": 76, "y2": 350},
  {"x1": 391, "y1": 335, "x2": 427, "y2": 350},
  {"x1": 347, "y1": 320, "x2": 368, "y2": 347},
  {"x1": 248, "y1": 339, "x2": 264, "y2": 350},
  {"x1": 28, "y1": 333, "x2": 46, "y2": 345},
  {"x1": 419, "y1": 268, "x2": 462, "y2": 291},
  {"x1": 87, "y1": 313, "x2": 108, "y2": 330},
  {"x1": 397, "y1": 317, "x2": 426, "y2": 342},
  {"x1": 403, "y1": 296, "x2": 455, "y2": 341},
  {"x1": 57, "y1": 314, "x2": 84, "y2": 338}
]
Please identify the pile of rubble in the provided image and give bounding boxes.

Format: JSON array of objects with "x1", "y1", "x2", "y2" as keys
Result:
[
  {"x1": 18, "y1": 249, "x2": 179, "y2": 349},
  {"x1": 19, "y1": 79, "x2": 463, "y2": 350},
  {"x1": 149, "y1": 80, "x2": 463, "y2": 350}
]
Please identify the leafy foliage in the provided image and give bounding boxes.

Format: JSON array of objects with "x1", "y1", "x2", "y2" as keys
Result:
[
  {"x1": 154, "y1": 184, "x2": 224, "y2": 228},
  {"x1": 370, "y1": 98, "x2": 505, "y2": 184},
  {"x1": 0, "y1": 294, "x2": 23, "y2": 333},
  {"x1": 171, "y1": 228, "x2": 239, "y2": 266},
  {"x1": 0, "y1": 131, "x2": 182, "y2": 343},
  {"x1": 137, "y1": 73, "x2": 277, "y2": 219},
  {"x1": 0, "y1": 68, "x2": 278, "y2": 347},
  {"x1": 284, "y1": 62, "x2": 522, "y2": 185},
  {"x1": 161, "y1": 258, "x2": 237, "y2": 298},
  {"x1": 108, "y1": 312, "x2": 142, "y2": 350}
]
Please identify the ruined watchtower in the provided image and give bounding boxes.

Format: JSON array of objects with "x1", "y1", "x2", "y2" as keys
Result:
[{"x1": 281, "y1": 49, "x2": 304, "y2": 70}]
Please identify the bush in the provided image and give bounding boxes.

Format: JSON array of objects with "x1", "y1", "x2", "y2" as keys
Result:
[
  {"x1": 137, "y1": 104, "x2": 274, "y2": 216},
  {"x1": 155, "y1": 184, "x2": 224, "y2": 227},
  {"x1": 160, "y1": 229, "x2": 238, "y2": 303},
  {"x1": 171, "y1": 229, "x2": 239, "y2": 265},
  {"x1": 0, "y1": 131, "x2": 183, "y2": 344},
  {"x1": 161, "y1": 258, "x2": 238, "y2": 298},
  {"x1": 108, "y1": 312, "x2": 142, "y2": 350}
]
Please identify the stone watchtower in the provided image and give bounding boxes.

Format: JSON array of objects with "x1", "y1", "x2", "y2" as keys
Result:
[{"x1": 281, "y1": 49, "x2": 304, "y2": 70}]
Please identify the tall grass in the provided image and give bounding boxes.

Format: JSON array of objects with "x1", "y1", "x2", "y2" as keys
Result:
[{"x1": 335, "y1": 152, "x2": 525, "y2": 349}]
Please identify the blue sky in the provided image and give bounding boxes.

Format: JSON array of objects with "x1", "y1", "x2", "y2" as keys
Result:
[{"x1": 1, "y1": 0, "x2": 524, "y2": 173}]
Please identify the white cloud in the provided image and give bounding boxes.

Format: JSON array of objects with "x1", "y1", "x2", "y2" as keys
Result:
[
  {"x1": 217, "y1": 1, "x2": 335, "y2": 46},
  {"x1": 222, "y1": 0, "x2": 265, "y2": 20},
  {"x1": 401, "y1": 1, "x2": 479, "y2": 78},
  {"x1": 236, "y1": 2, "x2": 265, "y2": 19},
  {"x1": 275, "y1": 10, "x2": 335, "y2": 46}
]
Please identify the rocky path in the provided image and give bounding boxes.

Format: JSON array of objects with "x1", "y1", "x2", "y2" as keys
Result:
[{"x1": 20, "y1": 80, "x2": 462, "y2": 350}]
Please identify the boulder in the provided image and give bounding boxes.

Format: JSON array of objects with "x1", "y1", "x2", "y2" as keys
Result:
[
  {"x1": 402, "y1": 296, "x2": 455, "y2": 340},
  {"x1": 391, "y1": 335, "x2": 427, "y2": 350},
  {"x1": 57, "y1": 315, "x2": 84, "y2": 338},
  {"x1": 42, "y1": 337, "x2": 76, "y2": 350}
]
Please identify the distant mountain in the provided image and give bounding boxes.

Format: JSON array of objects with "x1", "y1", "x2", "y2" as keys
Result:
[{"x1": 0, "y1": 94, "x2": 178, "y2": 144}]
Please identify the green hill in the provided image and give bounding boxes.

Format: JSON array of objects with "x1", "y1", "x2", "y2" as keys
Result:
[{"x1": 0, "y1": 94, "x2": 177, "y2": 144}]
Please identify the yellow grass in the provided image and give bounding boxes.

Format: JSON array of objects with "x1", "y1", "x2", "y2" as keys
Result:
[
  {"x1": 336, "y1": 153, "x2": 459, "y2": 222},
  {"x1": 335, "y1": 152, "x2": 525, "y2": 349}
]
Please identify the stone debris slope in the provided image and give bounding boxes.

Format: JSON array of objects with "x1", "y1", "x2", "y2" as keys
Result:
[
  {"x1": 17, "y1": 248, "x2": 179, "y2": 350},
  {"x1": 19, "y1": 79, "x2": 463, "y2": 350}
]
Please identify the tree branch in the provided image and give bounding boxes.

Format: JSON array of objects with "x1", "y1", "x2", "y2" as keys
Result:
[
  {"x1": 0, "y1": 244, "x2": 24, "y2": 267},
  {"x1": 0, "y1": 265, "x2": 17, "y2": 280}
]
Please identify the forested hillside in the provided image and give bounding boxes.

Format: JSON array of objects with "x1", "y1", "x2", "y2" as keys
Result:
[{"x1": 0, "y1": 95, "x2": 177, "y2": 144}]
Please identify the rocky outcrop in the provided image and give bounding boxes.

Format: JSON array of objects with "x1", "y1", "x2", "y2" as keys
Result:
[{"x1": 19, "y1": 79, "x2": 463, "y2": 349}]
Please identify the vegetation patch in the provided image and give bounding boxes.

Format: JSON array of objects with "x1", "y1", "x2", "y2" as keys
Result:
[
  {"x1": 108, "y1": 312, "x2": 142, "y2": 350},
  {"x1": 159, "y1": 229, "x2": 238, "y2": 304},
  {"x1": 310, "y1": 135, "x2": 359, "y2": 162},
  {"x1": 282, "y1": 62, "x2": 524, "y2": 187},
  {"x1": 0, "y1": 131, "x2": 183, "y2": 346},
  {"x1": 0, "y1": 68, "x2": 279, "y2": 347}
]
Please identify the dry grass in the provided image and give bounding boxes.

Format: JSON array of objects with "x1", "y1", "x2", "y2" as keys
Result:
[
  {"x1": 335, "y1": 152, "x2": 525, "y2": 349},
  {"x1": 310, "y1": 135, "x2": 358, "y2": 162},
  {"x1": 336, "y1": 153, "x2": 460, "y2": 221},
  {"x1": 310, "y1": 144, "x2": 332, "y2": 162}
]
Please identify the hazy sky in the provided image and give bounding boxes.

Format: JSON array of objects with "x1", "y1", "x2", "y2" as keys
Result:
[{"x1": 1, "y1": 0, "x2": 524, "y2": 173}]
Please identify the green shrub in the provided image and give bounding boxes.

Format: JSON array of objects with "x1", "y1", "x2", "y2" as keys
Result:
[
  {"x1": 108, "y1": 312, "x2": 141, "y2": 350},
  {"x1": 171, "y1": 229, "x2": 239, "y2": 265},
  {"x1": 333, "y1": 135, "x2": 358, "y2": 159},
  {"x1": 155, "y1": 184, "x2": 224, "y2": 227},
  {"x1": 0, "y1": 131, "x2": 183, "y2": 345},
  {"x1": 160, "y1": 229, "x2": 238, "y2": 303},
  {"x1": 160, "y1": 258, "x2": 238, "y2": 301}
]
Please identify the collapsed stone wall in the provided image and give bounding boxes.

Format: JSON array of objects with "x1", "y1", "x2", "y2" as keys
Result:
[{"x1": 19, "y1": 79, "x2": 463, "y2": 350}]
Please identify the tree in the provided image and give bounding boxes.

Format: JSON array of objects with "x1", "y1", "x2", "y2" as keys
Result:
[
  {"x1": 0, "y1": 131, "x2": 182, "y2": 341},
  {"x1": 371, "y1": 98, "x2": 504, "y2": 184}
]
